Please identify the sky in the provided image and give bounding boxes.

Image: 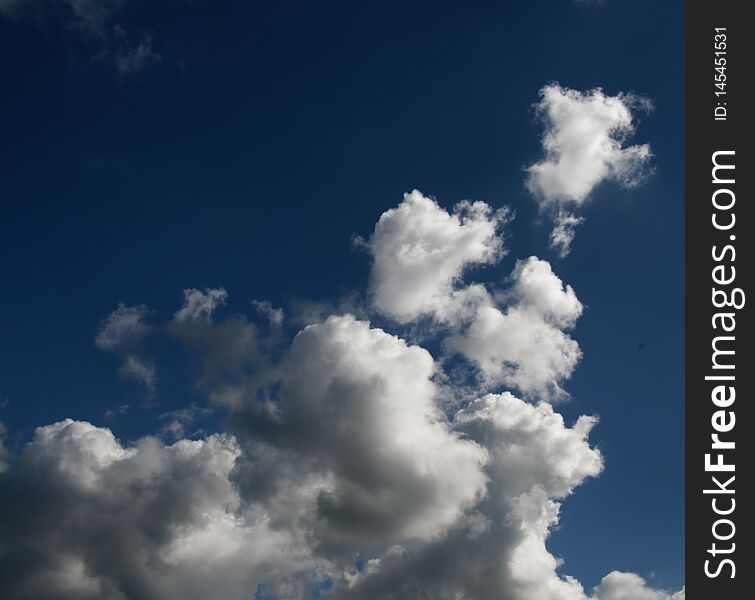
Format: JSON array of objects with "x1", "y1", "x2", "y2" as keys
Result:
[{"x1": 0, "y1": 1, "x2": 684, "y2": 599}]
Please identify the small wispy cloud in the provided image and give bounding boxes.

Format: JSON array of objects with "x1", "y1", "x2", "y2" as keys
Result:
[
  {"x1": 251, "y1": 299, "x2": 284, "y2": 327},
  {"x1": 158, "y1": 402, "x2": 213, "y2": 440},
  {"x1": 0, "y1": 0, "x2": 161, "y2": 76},
  {"x1": 104, "y1": 404, "x2": 130, "y2": 419},
  {"x1": 118, "y1": 355, "x2": 156, "y2": 396},
  {"x1": 174, "y1": 288, "x2": 228, "y2": 324}
]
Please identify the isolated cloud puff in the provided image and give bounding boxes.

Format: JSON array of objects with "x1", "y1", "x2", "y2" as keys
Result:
[
  {"x1": 526, "y1": 84, "x2": 652, "y2": 205},
  {"x1": 526, "y1": 84, "x2": 653, "y2": 255},
  {"x1": 95, "y1": 303, "x2": 150, "y2": 351},
  {"x1": 448, "y1": 257, "x2": 583, "y2": 400},
  {"x1": 369, "y1": 189, "x2": 509, "y2": 325}
]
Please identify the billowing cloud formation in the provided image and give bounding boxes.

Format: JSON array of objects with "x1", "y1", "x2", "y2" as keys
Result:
[
  {"x1": 0, "y1": 190, "x2": 682, "y2": 598},
  {"x1": 369, "y1": 190, "x2": 509, "y2": 324},
  {"x1": 316, "y1": 392, "x2": 599, "y2": 600},
  {"x1": 367, "y1": 193, "x2": 582, "y2": 399},
  {"x1": 327, "y1": 393, "x2": 680, "y2": 600},
  {"x1": 0, "y1": 354, "x2": 683, "y2": 600},
  {"x1": 232, "y1": 315, "x2": 489, "y2": 559},
  {"x1": 526, "y1": 84, "x2": 653, "y2": 255},
  {"x1": 174, "y1": 288, "x2": 228, "y2": 323},
  {"x1": 0, "y1": 419, "x2": 314, "y2": 600},
  {"x1": 448, "y1": 256, "x2": 583, "y2": 400}
]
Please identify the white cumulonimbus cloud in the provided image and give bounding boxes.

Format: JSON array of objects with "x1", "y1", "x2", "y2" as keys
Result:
[{"x1": 526, "y1": 84, "x2": 653, "y2": 256}]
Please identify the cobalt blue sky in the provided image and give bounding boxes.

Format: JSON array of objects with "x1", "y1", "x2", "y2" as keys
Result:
[{"x1": 0, "y1": 1, "x2": 683, "y2": 597}]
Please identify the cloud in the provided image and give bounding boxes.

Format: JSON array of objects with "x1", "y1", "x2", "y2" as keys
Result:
[
  {"x1": 0, "y1": 0, "x2": 120, "y2": 34},
  {"x1": 325, "y1": 392, "x2": 601, "y2": 600},
  {"x1": 526, "y1": 84, "x2": 653, "y2": 205},
  {"x1": 364, "y1": 192, "x2": 581, "y2": 400},
  {"x1": 330, "y1": 393, "x2": 681, "y2": 600},
  {"x1": 104, "y1": 404, "x2": 129, "y2": 419},
  {"x1": 109, "y1": 27, "x2": 161, "y2": 77},
  {"x1": 174, "y1": 288, "x2": 228, "y2": 324},
  {"x1": 0, "y1": 422, "x2": 8, "y2": 474},
  {"x1": 251, "y1": 299, "x2": 284, "y2": 327},
  {"x1": 448, "y1": 256, "x2": 583, "y2": 400},
  {"x1": 0, "y1": 319, "x2": 682, "y2": 599},
  {"x1": 0, "y1": 419, "x2": 315, "y2": 600},
  {"x1": 118, "y1": 354, "x2": 156, "y2": 395},
  {"x1": 231, "y1": 315, "x2": 489, "y2": 559},
  {"x1": 526, "y1": 84, "x2": 653, "y2": 255},
  {"x1": 95, "y1": 303, "x2": 150, "y2": 351},
  {"x1": 96, "y1": 304, "x2": 156, "y2": 396},
  {"x1": 0, "y1": 181, "x2": 681, "y2": 598},
  {"x1": 368, "y1": 190, "x2": 510, "y2": 325},
  {"x1": 158, "y1": 403, "x2": 213, "y2": 440},
  {"x1": 0, "y1": 0, "x2": 161, "y2": 76},
  {"x1": 592, "y1": 572, "x2": 685, "y2": 600},
  {"x1": 169, "y1": 315, "x2": 269, "y2": 402},
  {"x1": 550, "y1": 210, "x2": 585, "y2": 258}
]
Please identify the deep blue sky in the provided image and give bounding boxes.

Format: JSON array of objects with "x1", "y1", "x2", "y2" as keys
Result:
[{"x1": 0, "y1": 0, "x2": 683, "y2": 592}]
